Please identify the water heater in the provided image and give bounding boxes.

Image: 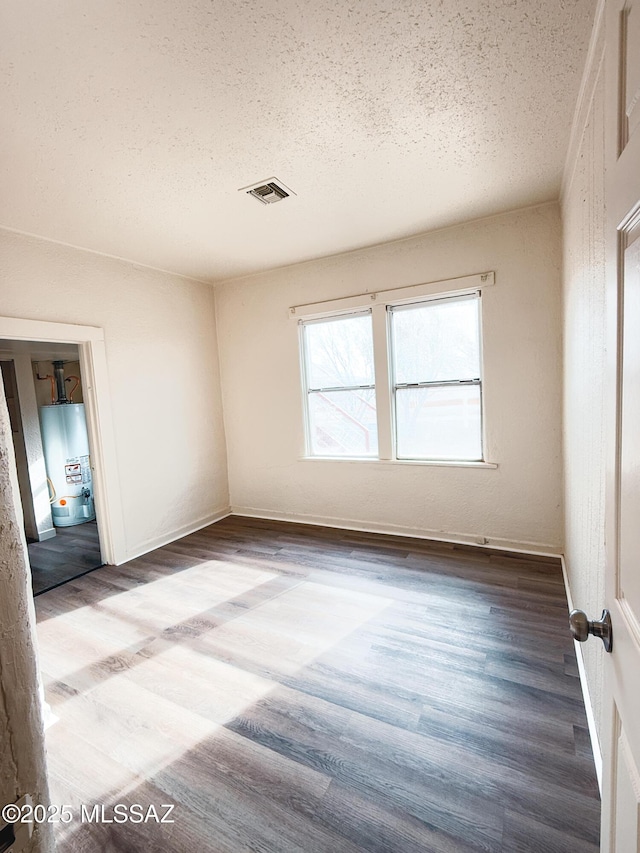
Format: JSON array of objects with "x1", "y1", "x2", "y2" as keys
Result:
[{"x1": 40, "y1": 403, "x2": 96, "y2": 527}]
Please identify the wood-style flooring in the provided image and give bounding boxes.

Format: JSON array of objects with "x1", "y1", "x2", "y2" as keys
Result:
[
  {"x1": 29, "y1": 520, "x2": 102, "y2": 595},
  {"x1": 35, "y1": 516, "x2": 600, "y2": 853}
]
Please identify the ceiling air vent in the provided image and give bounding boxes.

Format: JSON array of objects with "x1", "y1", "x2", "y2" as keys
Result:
[{"x1": 239, "y1": 177, "x2": 295, "y2": 205}]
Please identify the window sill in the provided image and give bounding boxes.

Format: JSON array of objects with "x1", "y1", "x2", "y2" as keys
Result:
[{"x1": 299, "y1": 457, "x2": 498, "y2": 469}]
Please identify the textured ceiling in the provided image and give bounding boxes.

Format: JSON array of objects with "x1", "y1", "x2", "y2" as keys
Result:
[{"x1": 1, "y1": 0, "x2": 596, "y2": 283}]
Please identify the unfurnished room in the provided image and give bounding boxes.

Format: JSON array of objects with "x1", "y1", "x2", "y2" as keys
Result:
[{"x1": 1, "y1": 0, "x2": 639, "y2": 852}]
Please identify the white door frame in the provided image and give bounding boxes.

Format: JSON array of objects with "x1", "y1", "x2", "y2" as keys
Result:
[{"x1": 0, "y1": 315, "x2": 126, "y2": 566}]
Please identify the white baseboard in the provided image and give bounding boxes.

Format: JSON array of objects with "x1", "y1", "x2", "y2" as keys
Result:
[
  {"x1": 37, "y1": 527, "x2": 56, "y2": 542},
  {"x1": 560, "y1": 555, "x2": 603, "y2": 794},
  {"x1": 122, "y1": 506, "x2": 231, "y2": 564},
  {"x1": 229, "y1": 505, "x2": 562, "y2": 558}
]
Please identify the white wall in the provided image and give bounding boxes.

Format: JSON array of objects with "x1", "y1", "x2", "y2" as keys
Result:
[
  {"x1": 216, "y1": 203, "x2": 564, "y2": 553},
  {"x1": 561, "y1": 19, "x2": 606, "y2": 747},
  {"x1": 0, "y1": 229, "x2": 230, "y2": 560}
]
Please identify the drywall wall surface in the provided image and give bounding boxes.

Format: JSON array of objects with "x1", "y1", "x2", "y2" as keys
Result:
[
  {"x1": 216, "y1": 203, "x2": 564, "y2": 552},
  {"x1": 561, "y1": 32, "x2": 606, "y2": 742},
  {"x1": 0, "y1": 229, "x2": 229, "y2": 559},
  {"x1": 0, "y1": 381, "x2": 54, "y2": 853}
]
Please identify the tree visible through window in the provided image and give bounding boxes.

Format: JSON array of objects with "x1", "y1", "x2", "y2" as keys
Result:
[
  {"x1": 300, "y1": 292, "x2": 483, "y2": 461},
  {"x1": 390, "y1": 294, "x2": 482, "y2": 461},
  {"x1": 302, "y1": 312, "x2": 378, "y2": 457}
]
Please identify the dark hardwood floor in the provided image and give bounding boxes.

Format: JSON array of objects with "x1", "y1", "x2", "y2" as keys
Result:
[
  {"x1": 28, "y1": 520, "x2": 102, "y2": 595},
  {"x1": 35, "y1": 516, "x2": 600, "y2": 852}
]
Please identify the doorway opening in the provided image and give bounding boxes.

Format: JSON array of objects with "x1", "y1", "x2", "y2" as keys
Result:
[
  {"x1": 0, "y1": 340, "x2": 103, "y2": 594},
  {"x1": 0, "y1": 315, "x2": 126, "y2": 580}
]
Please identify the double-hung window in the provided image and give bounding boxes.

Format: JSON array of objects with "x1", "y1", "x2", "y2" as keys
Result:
[
  {"x1": 302, "y1": 311, "x2": 378, "y2": 457},
  {"x1": 390, "y1": 294, "x2": 482, "y2": 461},
  {"x1": 297, "y1": 273, "x2": 489, "y2": 464}
]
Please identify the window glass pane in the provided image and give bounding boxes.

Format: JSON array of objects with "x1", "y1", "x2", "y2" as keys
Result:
[
  {"x1": 308, "y1": 389, "x2": 378, "y2": 457},
  {"x1": 392, "y1": 296, "x2": 480, "y2": 383},
  {"x1": 305, "y1": 313, "x2": 375, "y2": 389},
  {"x1": 395, "y1": 385, "x2": 482, "y2": 460}
]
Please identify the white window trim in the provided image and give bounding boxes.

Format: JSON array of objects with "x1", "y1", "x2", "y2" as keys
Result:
[
  {"x1": 299, "y1": 309, "x2": 378, "y2": 459},
  {"x1": 298, "y1": 457, "x2": 498, "y2": 469},
  {"x1": 289, "y1": 271, "x2": 494, "y2": 320},
  {"x1": 388, "y1": 292, "x2": 484, "y2": 463},
  {"x1": 293, "y1": 271, "x2": 496, "y2": 467}
]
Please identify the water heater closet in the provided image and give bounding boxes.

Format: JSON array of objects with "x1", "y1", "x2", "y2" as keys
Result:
[{"x1": 39, "y1": 361, "x2": 96, "y2": 527}]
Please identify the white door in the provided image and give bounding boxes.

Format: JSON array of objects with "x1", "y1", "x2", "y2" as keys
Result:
[{"x1": 601, "y1": 0, "x2": 640, "y2": 849}]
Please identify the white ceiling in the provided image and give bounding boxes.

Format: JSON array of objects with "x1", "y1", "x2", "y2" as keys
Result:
[{"x1": 1, "y1": 0, "x2": 596, "y2": 283}]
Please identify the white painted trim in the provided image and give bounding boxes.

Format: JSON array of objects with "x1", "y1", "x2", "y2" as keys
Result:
[
  {"x1": 77, "y1": 338, "x2": 126, "y2": 566},
  {"x1": 372, "y1": 304, "x2": 393, "y2": 460},
  {"x1": 10, "y1": 352, "x2": 55, "y2": 540},
  {"x1": 37, "y1": 528, "x2": 56, "y2": 542},
  {"x1": 295, "y1": 287, "x2": 490, "y2": 466},
  {"x1": 298, "y1": 456, "x2": 498, "y2": 469},
  {"x1": 289, "y1": 271, "x2": 494, "y2": 320},
  {"x1": 0, "y1": 315, "x2": 127, "y2": 565},
  {"x1": 0, "y1": 315, "x2": 103, "y2": 343},
  {"x1": 618, "y1": 730, "x2": 640, "y2": 800},
  {"x1": 229, "y1": 505, "x2": 561, "y2": 556},
  {"x1": 123, "y1": 506, "x2": 231, "y2": 564},
  {"x1": 575, "y1": 637, "x2": 603, "y2": 794},
  {"x1": 560, "y1": 555, "x2": 603, "y2": 794},
  {"x1": 618, "y1": 596, "x2": 640, "y2": 651}
]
